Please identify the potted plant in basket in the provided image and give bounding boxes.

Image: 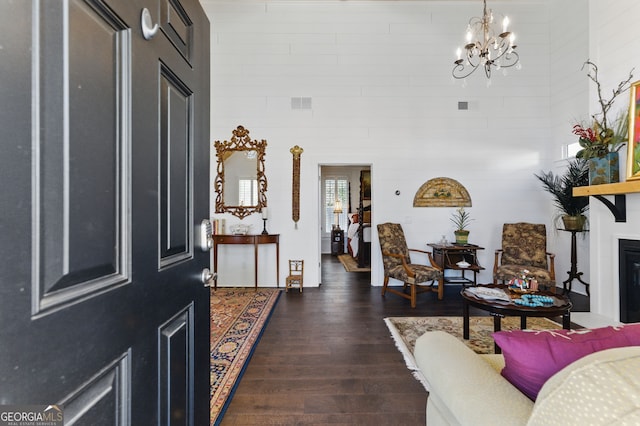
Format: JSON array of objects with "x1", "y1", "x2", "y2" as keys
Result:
[
  {"x1": 573, "y1": 61, "x2": 634, "y2": 185},
  {"x1": 450, "y1": 207, "x2": 473, "y2": 245},
  {"x1": 535, "y1": 158, "x2": 590, "y2": 231}
]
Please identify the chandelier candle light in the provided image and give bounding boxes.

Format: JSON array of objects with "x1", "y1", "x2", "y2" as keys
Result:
[{"x1": 452, "y1": 0, "x2": 520, "y2": 80}]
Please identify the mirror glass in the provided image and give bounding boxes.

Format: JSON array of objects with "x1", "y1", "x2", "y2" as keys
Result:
[
  {"x1": 222, "y1": 150, "x2": 258, "y2": 206},
  {"x1": 214, "y1": 126, "x2": 267, "y2": 219}
]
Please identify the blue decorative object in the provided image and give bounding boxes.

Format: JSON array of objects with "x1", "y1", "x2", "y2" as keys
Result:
[
  {"x1": 514, "y1": 294, "x2": 554, "y2": 307},
  {"x1": 588, "y1": 152, "x2": 619, "y2": 185}
]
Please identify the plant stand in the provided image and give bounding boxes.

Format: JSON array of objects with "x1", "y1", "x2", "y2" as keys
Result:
[{"x1": 560, "y1": 229, "x2": 590, "y2": 296}]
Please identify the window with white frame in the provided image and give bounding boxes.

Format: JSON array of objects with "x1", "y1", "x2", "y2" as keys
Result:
[
  {"x1": 238, "y1": 178, "x2": 258, "y2": 206},
  {"x1": 566, "y1": 142, "x2": 581, "y2": 158},
  {"x1": 324, "y1": 177, "x2": 348, "y2": 233}
]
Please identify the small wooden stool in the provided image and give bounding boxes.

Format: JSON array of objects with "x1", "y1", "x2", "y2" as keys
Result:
[{"x1": 285, "y1": 260, "x2": 304, "y2": 293}]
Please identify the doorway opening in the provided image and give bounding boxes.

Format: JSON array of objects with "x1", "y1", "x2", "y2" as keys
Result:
[{"x1": 319, "y1": 164, "x2": 372, "y2": 284}]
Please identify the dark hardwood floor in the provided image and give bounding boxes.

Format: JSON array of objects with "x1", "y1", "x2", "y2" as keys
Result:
[{"x1": 220, "y1": 254, "x2": 589, "y2": 425}]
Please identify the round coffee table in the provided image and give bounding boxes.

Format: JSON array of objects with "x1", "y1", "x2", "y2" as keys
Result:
[{"x1": 461, "y1": 284, "x2": 573, "y2": 354}]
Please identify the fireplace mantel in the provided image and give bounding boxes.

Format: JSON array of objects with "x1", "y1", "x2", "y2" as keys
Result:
[
  {"x1": 573, "y1": 181, "x2": 640, "y2": 223},
  {"x1": 573, "y1": 181, "x2": 640, "y2": 196}
]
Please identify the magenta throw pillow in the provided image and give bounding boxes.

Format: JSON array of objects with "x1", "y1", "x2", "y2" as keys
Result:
[{"x1": 492, "y1": 323, "x2": 640, "y2": 400}]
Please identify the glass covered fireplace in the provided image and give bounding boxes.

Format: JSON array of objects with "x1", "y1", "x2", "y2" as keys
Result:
[{"x1": 619, "y1": 239, "x2": 640, "y2": 323}]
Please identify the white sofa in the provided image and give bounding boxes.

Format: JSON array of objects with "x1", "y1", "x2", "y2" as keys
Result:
[{"x1": 414, "y1": 331, "x2": 640, "y2": 426}]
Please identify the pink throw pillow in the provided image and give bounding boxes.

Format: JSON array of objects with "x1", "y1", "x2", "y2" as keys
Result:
[{"x1": 492, "y1": 323, "x2": 640, "y2": 400}]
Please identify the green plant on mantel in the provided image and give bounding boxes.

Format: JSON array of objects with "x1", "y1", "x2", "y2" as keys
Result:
[{"x1": 573, "y1": 60, "x2": 634, "y2": 159}]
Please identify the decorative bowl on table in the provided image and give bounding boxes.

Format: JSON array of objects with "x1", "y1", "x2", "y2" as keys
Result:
[
  {"x1": 456, "y1": 261, "x2": 471, "y2": 268},
  {"x1": 230, "y1": 224, "x2": 251, "y2": 235}
]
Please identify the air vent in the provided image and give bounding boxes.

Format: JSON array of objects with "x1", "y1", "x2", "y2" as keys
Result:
[{"x1": 291, "y1": 97, "x2": 312, "y2": 110}]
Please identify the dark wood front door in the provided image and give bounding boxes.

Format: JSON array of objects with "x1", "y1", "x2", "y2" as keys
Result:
[{"x1": 0, "y1": 0, "x2": 210, "y2": 424}]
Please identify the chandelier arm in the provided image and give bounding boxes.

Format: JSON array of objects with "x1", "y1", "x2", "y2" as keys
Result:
[
  {"x1": 452, "y1": 44, "x2": 488, "y2": 79},
  {"x1": 452, "y1": 61, "x2": 480, "y2": 79},
  {"x1": 493, "y1": 48, "x2": 519, "y2": 68},
  {"x1": 466, "y1": 48, "x2": 483, "y2": 67}
]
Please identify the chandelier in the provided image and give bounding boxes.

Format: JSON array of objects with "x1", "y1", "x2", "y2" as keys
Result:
[{"x1": 452, "y1": 0, "x2": 520, "y2": 80}]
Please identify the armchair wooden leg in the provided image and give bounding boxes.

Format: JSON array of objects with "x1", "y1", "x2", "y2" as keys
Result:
[
  {"x1": 437, "y1": 278, "x2": 444, "y2": 300},
  {"x1": 381, "y1": 275, "x2": 389, "y2": 297},
  {"x1": 410, "y1": 283, "x2": 416, "y2": 308}
]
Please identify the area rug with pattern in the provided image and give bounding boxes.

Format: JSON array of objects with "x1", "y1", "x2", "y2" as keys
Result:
[
  {"x1": 210, "y1": 288, "x2": 281, "y2": 425},
  {"x1": 384, "y1": 316, "x2": 561, "y2": 389},
  {"x1": 337, "y1": 254, "x2": 371, "y2": 272}
]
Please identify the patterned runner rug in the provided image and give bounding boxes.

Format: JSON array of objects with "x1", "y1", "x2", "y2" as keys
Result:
[
  {"x1": 384, "y1": 316, "x2": 561, "y2": 389},
  {"x1": 337, "y1": 254, "x2": 371, "y2": 272},
  {"x1": 210, "y1": 288, "x2": 281, "y2": 425}
]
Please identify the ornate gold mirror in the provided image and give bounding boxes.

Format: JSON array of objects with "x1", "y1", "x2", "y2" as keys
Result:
[{"x1": 214, "y1": 126, "x2": 267, "y2": 219}]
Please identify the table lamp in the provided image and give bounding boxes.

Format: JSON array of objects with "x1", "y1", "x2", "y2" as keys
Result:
[{"x1": 333, "y1": 200, "x2": 343, "y2": 230}]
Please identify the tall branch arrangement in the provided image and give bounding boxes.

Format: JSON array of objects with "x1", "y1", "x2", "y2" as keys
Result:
[
  {"x1": 574, "y1": 61, "x2": 635, "y2": 159},
  {"x1": 584, "y1": 60, "x2": 635, "y2": 133}
]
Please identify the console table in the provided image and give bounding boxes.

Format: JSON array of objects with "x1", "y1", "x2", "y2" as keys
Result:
[
  {"x1": 427, "y1": 243, "x2": 484, "y2": 286},
  {"x1": 212, "y1": 234, "x2": 280, "y2": 290}
]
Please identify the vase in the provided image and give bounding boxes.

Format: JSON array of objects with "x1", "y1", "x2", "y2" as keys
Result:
[
  {"x1": 561, "y1": 215, "x2": 586, "y2": 231},
  {"x1": 454, "y1": 230, "x2": 469, "y2": 245},
  {"x1": 588, "y1": 152, "x2": 619, "y2": 185}
]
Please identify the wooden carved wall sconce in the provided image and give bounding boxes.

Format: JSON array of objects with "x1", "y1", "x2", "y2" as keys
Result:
[
  {"x1": 413, "y1": 177, "x2": 471, "y2": 207},
  {"x1": 290, "y1": 145, "x2": 303, "y2": 228}
]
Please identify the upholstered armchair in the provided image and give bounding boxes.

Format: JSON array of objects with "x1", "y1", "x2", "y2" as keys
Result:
[
  {"x1": 493, "y1": 223, "x2": 556, "y2": 291},
  {"x1": 377, "y1": 223, "x2": 444, "y2": 308}
]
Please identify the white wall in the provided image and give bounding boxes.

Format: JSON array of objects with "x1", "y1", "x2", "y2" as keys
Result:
[
  {"x1": 202, "y1": 0, "x2": 561, "y2": 288},
  {"x1": 585, "y1": 0, "x2": 640, "y2": 322},
  {"x1": 546, "y1": 0, "x2": 590, "y2": 294}
]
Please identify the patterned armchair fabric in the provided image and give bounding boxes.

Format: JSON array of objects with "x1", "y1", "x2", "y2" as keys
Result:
[
  {"x1": 493, "y1": 223, "x2": 556, "y2": 289},
  {"x1": 377, "y1": 223, "x2": 443, "y2": 308}
]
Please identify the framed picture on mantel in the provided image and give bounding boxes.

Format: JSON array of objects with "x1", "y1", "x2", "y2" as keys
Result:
[{"x1": 627, "y1": 80, "x2": 640, "y2": 180}]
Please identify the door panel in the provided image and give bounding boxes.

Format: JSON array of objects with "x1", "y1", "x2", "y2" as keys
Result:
[
  {"x1": 159, "y1": 305, "x2": 194, "y2": 425},
  {"x1": 0, "y1": 0, "x2": 210, "y2": 424},
  {"x1": 159, "y1": 66, "x2": 192, "y2": 268},
  {"x1": 160, "y1": 0, "x2": 193, "y2": 62},
  {"x1": 35, "y1": 0, "x2": 130, "y2": 315},
  {"x1": 60, "y1": 352, "x2": 131, "y2": 425}
]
